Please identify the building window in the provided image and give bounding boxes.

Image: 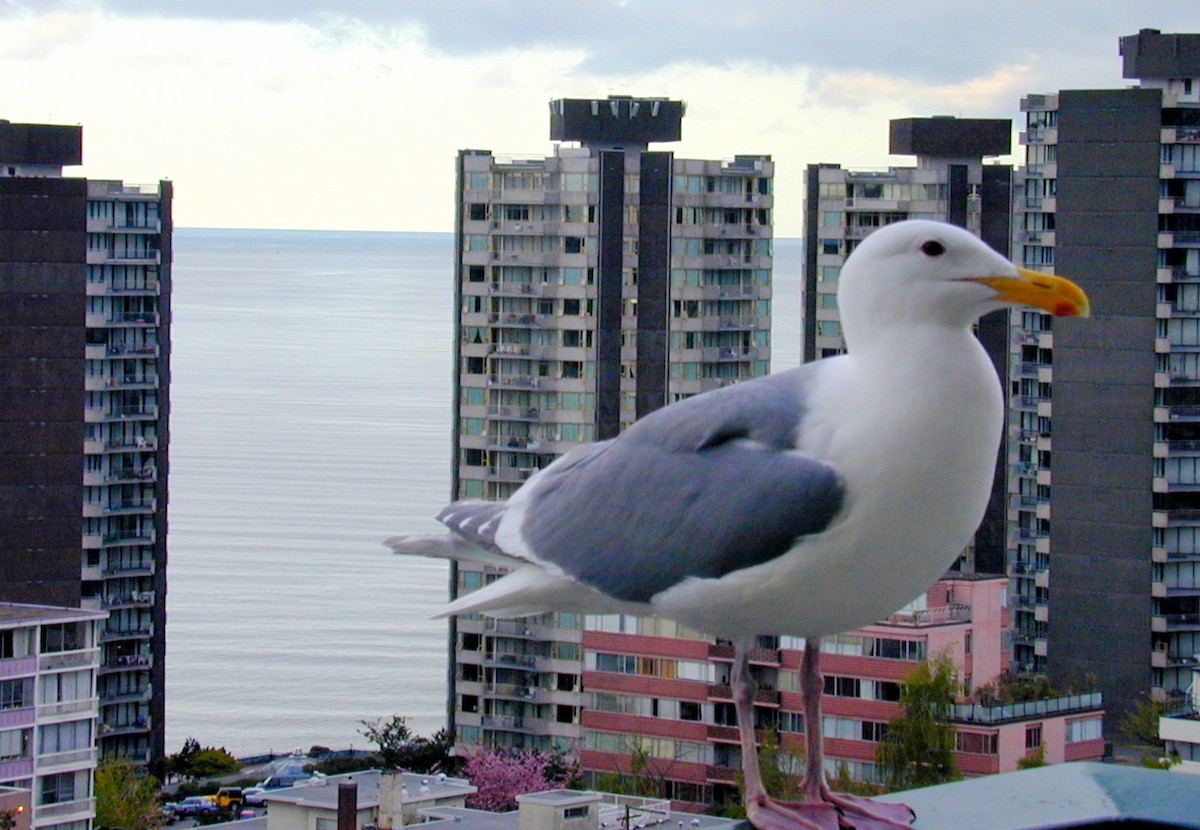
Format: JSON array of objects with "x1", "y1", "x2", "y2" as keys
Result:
[
  {"x1": 564, "y1": 807, "x2": 589, "y2": 819},
  {"x1": 860, "y1": 721, "x2": 888, "y2": 743},
  {"x1": 0, "y1": 629, "x2": 32, "y2": 659},
  {"x1": 0, "y1": 728, "x2": 30, "y2": 760},
  {"x1": 956, "y1": 732, "x2": 998, "y2": 754},
  {"x1": 1025, "y1": 724, "x2": 1043, "y2": 750},
  {"x1": 823, "y1": 676, "x2": 862, "y2": 698},
  {"x1": 39, "y1": 720, "x2": 91, "y2": 755},
  {"x1": 0, "y1": 678, "x2": 32, "y2": 711},
  {"x1": 40, "y1": 771, "x2": 76, "y2": 805},
  {"x1": 40, "y1": 623, "x2": 85, "y2": 654},
  {"x1": 780, "y1": 711, "x2": 805, "y2": 734},
  {"x1": 1066, "y1": 717, "x2": 1102, "y2": 743}
]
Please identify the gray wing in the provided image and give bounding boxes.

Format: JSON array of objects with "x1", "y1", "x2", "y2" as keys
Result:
[{"x1": 439, "y1": 364, "x2": 845, "y2": 603}]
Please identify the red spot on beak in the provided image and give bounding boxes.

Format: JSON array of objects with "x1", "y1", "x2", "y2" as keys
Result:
[{"x1": 1054, "y1": 301, "x2": 1076, "y2": 317}]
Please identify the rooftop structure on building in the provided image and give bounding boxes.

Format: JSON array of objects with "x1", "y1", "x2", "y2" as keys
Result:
[
  {"x1": 1007, "y1": 29, "x2": 1200, "y2": 726},
  {"x1": 0, "y1": 120, "x2": 172, "y2": 767},
  {"x1": 450, "y1": 96, "x2": 773, "y2": 757},
  {"x1": 0, "y1": 602, "x2": 106, "y2": 830},
  {"x1": 803, "y1": 115, "x2": 1013, "y2": 574},
  {"x1": 880, "y1": 762, "x2": 1200, "y2": 829}
]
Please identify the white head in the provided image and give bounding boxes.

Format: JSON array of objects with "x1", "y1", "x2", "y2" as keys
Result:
[{"x1": 836, "y1": 220, "x2": 1088, "y2": 349}]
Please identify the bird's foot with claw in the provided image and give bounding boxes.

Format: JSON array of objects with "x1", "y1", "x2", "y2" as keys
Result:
[
  {"x1": 747, "y1": 793, "x2": 915, "y2": 830},
  {"x1": 746, "y1": 795, "x2": 840, "y2": 830}
]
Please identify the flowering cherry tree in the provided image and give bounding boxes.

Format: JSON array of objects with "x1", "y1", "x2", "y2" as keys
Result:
[{"x1": 462, "y1": 748, "x2": 575, "y2": 811}]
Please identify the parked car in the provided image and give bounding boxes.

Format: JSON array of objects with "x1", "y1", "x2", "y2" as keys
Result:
[
  {"x1": 242, "y1": 787, "x2": 267, "y2": 806},
  {"x1": 171, "y1": 796, "x2": 219, "y2": 817},
  {"x1": 215, "y1": 788, "x2": 244, "y2": 809}
]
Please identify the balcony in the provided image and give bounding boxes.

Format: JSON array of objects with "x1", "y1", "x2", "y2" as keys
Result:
[
  {"x1": 100, "y1": 625, "x2": 153, "y2": 642},
  {"x1": 36, "y1": 748, "x2": 97, "y2": 770},
  {"x1": 486, "y1": 405, "x2": 541, "y2": 421},
  {"x1": 100, "y1": 686, "x2": 151, "y2": 704},
  {"x1": 102, "y1": 530, "x2": 155, "y2": 547},
  {"x1": 480, "y1": 714, "x2": 532, "y2": 733},
  {"x1": 483, "y1": 652, "x2": 539, "y2": 670},
  {"x1": 99, "y1": 718, "x2": 151, "y2": 737},
  {"x1": 484, "y1": 619, "x2": 544, "y2": 638},
  {"x1": 99, "y1": 653, "x2": 152, "y2": 673},
  {"x1": 38, "y1": 697, "x2": 99, "y2": 719},
  {"x1": 488, "y1": 312, "x2": 551, "y2": 328},
  {"x1": 39, "y1": 649, "x2": 99, "y2": 673},
  {"x1": 86, "y1": 311, "x2": 161, "y2": 327},
  {"x1": 488, "y1": 281, "x2": 552, "y2": 298},
  {"x1": 86, "y1": 247, "x2": 160, "y2": 265},
  {"x1": 487, "y1": 373, "x2": 541, "y2": 389},
  {"x1": 483, "y1": 683, "x2": 544, "y2": 702},
  {"x1": 35, "y1": 796, "x2": 96, "y2": 821},
  {"x1": 1164, "y1": 613, "x2": 1200, "y2": 630},
  {"x1": 102, "y1": 591, "x2": 155, "y2": 609},
  {"x1": 950, "y1": 692, "x2": 1102, "y2": 724},
  {"x1": 883, "y1": 604, "x2": 971, "y2": 627}
]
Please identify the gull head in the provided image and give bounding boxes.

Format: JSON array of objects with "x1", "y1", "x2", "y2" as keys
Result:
[{"x1": 837, "y1": 220, "x2": 1089, "y2": 340}]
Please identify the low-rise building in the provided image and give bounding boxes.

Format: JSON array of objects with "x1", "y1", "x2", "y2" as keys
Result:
[
  {"x1": 0, "y1": 603, "x2": 106, "y2": 830},
  {"x1": 578, "y1": 574, "x2": 1104, "y2": 808},
  {"x1": 259, "y1": 770, "x2": 476, "y2": 830},
  {"x1": 1160, "y1": 664, "x2": 1200, "y2": 773}
]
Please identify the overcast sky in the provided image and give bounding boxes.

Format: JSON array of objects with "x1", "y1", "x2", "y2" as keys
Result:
[{"x1": 4, "y1": 1, "x2": 1199, "y2": 235}]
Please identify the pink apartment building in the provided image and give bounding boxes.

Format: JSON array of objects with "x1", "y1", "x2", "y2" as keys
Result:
[{"x1": 578, "y1": 574, "x2": 1106, "y2": 809}]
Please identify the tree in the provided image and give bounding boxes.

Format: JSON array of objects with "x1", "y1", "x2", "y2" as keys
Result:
[
  {"x1": 359, "y1": 715, "x2": 413, "y2": 769},
  {"x1": 1017, "y1": 746, "x2": 1046, "y2": 770},
  {"x1": 1121, "y1": 698, "x2": 1166, "y2": 747},
  {"x1": 462, "y1": 748, "x2": 575, "y2": 812},
  {"x1": 875, "y1": 651, "x2": 961, "y2": 791},
  {"x1": 95, "y1": 757, "x2": 164, "y2": 830},
  {"x1": 164, "y1": 737, "x2": 201, "y2": 783},
  {"x1": 186, "y1": 747, "x2": 242, "y2": 778},
  {"x1": 359, "y1": 716, "x2": 455, "y2": 773},
  {"x1": 718, "y1": 728, "x2": 806, "y2": 819},
  {"x1": 0, "y1": 808, "x2": 26, "y2": 830}
]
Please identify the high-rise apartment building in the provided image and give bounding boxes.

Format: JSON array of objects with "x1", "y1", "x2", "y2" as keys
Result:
[
  {"x1": 0, "y1": 121, "x2": 171, "y2": 766},
  {"x1": 803, "y1": 117, "x2": 1014, "y2": 573},
  {"x1": 0, "y1": 602, "x2": 106, "y2": 830},
  {"x1": 1008, "y1": 29, "x2": 1200, "y2": 722},
  {"x1": 450, "y1": 96, "x2": 774, "y2": 754}
]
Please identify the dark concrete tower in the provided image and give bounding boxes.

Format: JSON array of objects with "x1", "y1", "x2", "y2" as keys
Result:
[{"x1": 0, "y1": 120, "x2": 172, "y2": 767}]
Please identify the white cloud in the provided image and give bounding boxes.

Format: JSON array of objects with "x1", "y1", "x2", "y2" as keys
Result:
[{"x1": 2, "y1": 5, "x2": 1200, "y2": 233}]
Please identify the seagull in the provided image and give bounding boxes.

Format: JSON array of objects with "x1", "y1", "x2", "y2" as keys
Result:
[{"x1": 389, "y1": 220, "x2": 1090, "y2": 830}]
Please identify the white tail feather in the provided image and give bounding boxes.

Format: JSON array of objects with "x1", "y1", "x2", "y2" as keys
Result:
[{"x1": 385, "y1": 533, "x2": 519, "y2": 569}]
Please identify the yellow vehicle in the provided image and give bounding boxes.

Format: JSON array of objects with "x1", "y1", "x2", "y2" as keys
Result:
[{"x1": 214, "y1": 788, "x2": 244, "y2": 809}]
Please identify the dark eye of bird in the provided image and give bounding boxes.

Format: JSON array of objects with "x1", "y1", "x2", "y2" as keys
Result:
[{"x1": 920, "y1": 240, "x2": 946, "y2": 257}]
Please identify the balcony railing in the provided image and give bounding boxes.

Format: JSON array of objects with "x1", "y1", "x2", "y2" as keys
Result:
[
  {"x1": 102, "y1": 591, "x2": 155, "y2": 609},
  {"x1": 36, "y1": 748, "x2": 96, "y2": 769},
  {"x1": 951, "y1": 692, "x2": 1102, "y2": 724},
  {"x1": 884, "y1": 604, "x2": 971, "y2": 627}
]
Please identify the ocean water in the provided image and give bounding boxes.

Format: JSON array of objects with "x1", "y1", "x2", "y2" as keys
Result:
[{"x1": 166, "y1": 228, "x2": 802, "y2": 757}]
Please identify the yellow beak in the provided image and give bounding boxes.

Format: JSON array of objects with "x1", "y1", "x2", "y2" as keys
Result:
[{"x1": 967, "y1": 267, "x2": 1091, "y2": 318}]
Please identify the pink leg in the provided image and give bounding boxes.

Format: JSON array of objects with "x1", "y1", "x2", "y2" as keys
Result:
[
  {"x1": 794, "y1": 641, "x2": 915, "y2": 830},
  {"x1": 733, "y1": 640, "x2": 838, "y2": 830},
  {"x1": 732, "y1": 639, "x2": 916, "y2": 830}
]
